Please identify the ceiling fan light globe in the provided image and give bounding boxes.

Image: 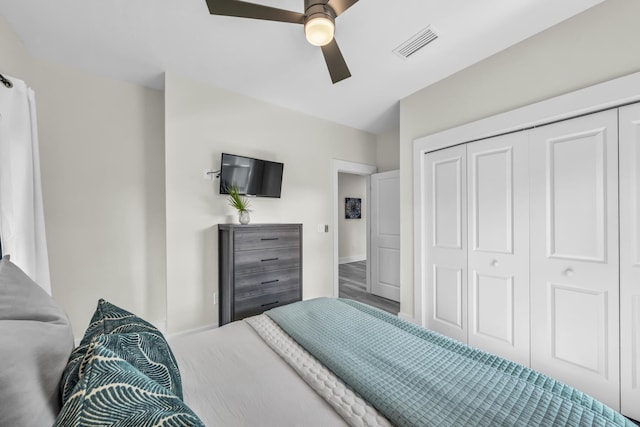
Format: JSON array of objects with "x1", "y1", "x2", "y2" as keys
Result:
[{"x1": 305, "y1": 16, "x2": 335, "y2": 46}]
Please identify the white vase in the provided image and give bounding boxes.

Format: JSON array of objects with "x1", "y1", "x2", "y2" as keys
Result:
[{"x1": 238, "y1": 210, "x2": 250, "y2": 225}]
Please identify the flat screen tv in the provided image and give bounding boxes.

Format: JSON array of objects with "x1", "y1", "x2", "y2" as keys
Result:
[{"x1": 219, "y1": 153, "x2": 284, "y2": 198}]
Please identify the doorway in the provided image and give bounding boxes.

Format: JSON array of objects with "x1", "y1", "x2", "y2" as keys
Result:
[{"x1": 332, "y1": 160, "x2": 400, "y2": 314}]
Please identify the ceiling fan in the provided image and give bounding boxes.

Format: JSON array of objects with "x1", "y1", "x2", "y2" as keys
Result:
[{"x1": 205, "y1": 0, "x2": 358, "y2": 84}]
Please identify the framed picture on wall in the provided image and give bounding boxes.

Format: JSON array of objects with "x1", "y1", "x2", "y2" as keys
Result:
[{"x1": 345, "y1": 197, "x2": 362, "y2": 219}]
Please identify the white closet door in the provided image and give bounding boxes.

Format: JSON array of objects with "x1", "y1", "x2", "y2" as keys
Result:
[
  {"x1": 530, "y1": 110, "x2": 620, "y2": 410},
  {"x1": 424, "y1": 145, "x2": 467, "y2": 343},
  {"x1": 620, "y1": 102, "x2": 640, "y2": 420},
  {"x1": 467, "y1": 131, "x2": 530, "y2": 366}
]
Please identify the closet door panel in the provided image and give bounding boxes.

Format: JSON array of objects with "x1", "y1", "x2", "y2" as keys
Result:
[
  {"x1": 467, "y1": 131, "x2": 529, "y2": 366},
  {"x1": 620, "y1": 102, "x2": 640, "y2": 420},
  {"x1": 471, "y1": 148, "x2": 512, "y2": 253},
  {"x1": 425, "y1": 145, "x2": 467, "y2": 343},
  {"x1": 547, "y1": 131, "x2": 607, "y2": 262},
  {"x1": 530, "y1": 109, "x2": 620, "y2": 410}
]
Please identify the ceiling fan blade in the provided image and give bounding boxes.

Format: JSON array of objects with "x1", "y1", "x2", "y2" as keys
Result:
[
  {"x1": 326, "y1": 0, "x2": 358, "y2": 16},
  {"x1": 205, "y1": 0, "x2": 305, "y2": 24},
  {"x1": 321, "y1": 38, "x2": 351, "y2": 84}
]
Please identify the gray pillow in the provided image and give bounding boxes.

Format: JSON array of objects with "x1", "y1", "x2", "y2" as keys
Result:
[{"x1": 0, "y1": 256, "x2": 74, "y2": 426}]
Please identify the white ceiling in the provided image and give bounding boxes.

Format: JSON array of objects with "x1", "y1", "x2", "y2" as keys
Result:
[{"x1": 1, "y1": 0, "x2": 603, "y2": 134}]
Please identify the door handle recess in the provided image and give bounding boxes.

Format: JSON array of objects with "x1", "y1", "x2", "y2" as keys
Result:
[
  {"x1": 261, "y1": 301, "x2": 280, "y2": 307},
  {"x1": 261, "y1": 258, "x2": 279, "y2": 262}
]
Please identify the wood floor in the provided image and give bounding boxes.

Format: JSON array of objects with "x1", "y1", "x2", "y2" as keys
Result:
[{"x1": 339, "y1": 261, "x2": 400, "y2": 315}]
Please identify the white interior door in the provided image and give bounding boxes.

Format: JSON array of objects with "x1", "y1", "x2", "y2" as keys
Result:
[
  {"x1": 620, "y1": 102, "x2": 640, "y2": 420},
  {"x1": 466, "y1": 131, "x2": 530, "y2": 366},
  {"x1": 424, "y1": 146, "x2": 467, "y2": 343},
  {"x1": 370, "y1": 170, "x2": 400, "y2": 302},
  {"x1": 529, "y1": 109, "x2": 620, "y2": 410}
]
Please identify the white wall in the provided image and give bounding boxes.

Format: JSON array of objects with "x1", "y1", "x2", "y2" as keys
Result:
[
  {"x1": 2, "y1": 14, "x2": 378, "y2": 336},
  {"x1": 376, "y1": 127, "x2": 400, "y2": 172},
  {"x1": 164, "y1": 72, "x2": 376, "y2": 333},
  {"x1": 0, "y1": 15, "x2": 29, "y2": 79},
  {"x1": 398, "y1": 0, "x2": 640, "y2": 319},
  {"x1": 338, "y1": 173, "x2": 367, "y2": 263},
  {"x1": 0, "y1": 16, "x2": 167, "y2": 338}
]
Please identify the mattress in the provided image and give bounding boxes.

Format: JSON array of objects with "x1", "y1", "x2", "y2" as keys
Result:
[
  {"x1": 169, "y1": 320, "x2": 348, "y2": 426},
  {"x1": 170, "y1": 298, "x2": 635, "y2": 427}
]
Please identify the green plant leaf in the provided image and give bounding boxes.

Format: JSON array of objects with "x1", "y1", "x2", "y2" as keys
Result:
[{"x1": 226, "y1": 184, "x2": 250, "y2": 212}]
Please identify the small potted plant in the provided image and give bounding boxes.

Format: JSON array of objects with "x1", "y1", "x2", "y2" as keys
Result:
[{"x1": 226, "y1": 184, "x2": 251, "y2": 224}]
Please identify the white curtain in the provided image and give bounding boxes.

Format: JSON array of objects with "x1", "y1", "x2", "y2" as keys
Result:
[{"x1": 0, "y1": 76, "x2": 51, "y2": 294}]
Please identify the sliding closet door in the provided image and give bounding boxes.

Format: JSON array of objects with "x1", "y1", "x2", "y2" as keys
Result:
[
  {"x1": 424, "y1": 145, "x2": 467, "y2": 343},
  {"x1": 530, "y1": 109, "x2": 620, "y2": 410},
  {"x1": 466, "y1": 132, "x2": 529, "y2": 366},
  {"x1": 620, "y1": 102, "x2": 640, "y2": 420}
]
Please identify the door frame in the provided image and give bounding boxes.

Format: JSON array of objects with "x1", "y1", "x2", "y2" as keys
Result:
[
  {"x1": 413, "y1": 71, "x2": 640, "y2": 326},
  {"x1": 332, "y1": 160, "x2": 377, "y2": 297}
]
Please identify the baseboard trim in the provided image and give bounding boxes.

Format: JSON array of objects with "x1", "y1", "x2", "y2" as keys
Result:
[
  {"x1": 339, "y1": 255, "x2": 366, "y2": 264},
  {"x1": 165, "y1": 323, "x2": 218, "y2": 340}
]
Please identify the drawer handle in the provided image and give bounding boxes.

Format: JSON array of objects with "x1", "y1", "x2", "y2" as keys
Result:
[
  {"x1": 261, "y1": 301, "x2": 280, "y2": 307},
  {"x1": 261, "y1": 257, "x2": 279, "y2": 262},
  {"x1": 261, "y1": 279, "x2": 280, "y2": 285},
  {"x1": 261, "y1": 238, "x2": 279, "y2": 241}
]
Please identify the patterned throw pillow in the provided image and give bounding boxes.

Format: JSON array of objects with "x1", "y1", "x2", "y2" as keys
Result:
[
  {"x1": 95, "y1": 331, "x2": 182, "y2": 395},
  {"x1": 55, "y1": 339, "x2": 204, "y2": 427},
  {"x1": 61, "y1": 299, "x2": 182, "y2": 402}
]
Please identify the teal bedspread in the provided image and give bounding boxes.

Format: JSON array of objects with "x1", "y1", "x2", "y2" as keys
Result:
[{"x1": 266, "y1": 298, "x2": 633, "y2": 427}]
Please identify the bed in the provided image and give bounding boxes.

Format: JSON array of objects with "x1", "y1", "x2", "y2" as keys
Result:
[{"x1": 0, "y1": 255, "x2": 636, "y2": 426}]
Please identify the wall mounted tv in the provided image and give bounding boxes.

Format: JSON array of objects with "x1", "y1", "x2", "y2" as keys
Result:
[{"x1": 219, "y1": 153, "x2": 284, "y2": 198}]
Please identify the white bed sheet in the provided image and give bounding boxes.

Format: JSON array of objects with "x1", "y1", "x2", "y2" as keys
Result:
[{"x1": 170, "y1": 320, "x2": 348, "y2": 426}]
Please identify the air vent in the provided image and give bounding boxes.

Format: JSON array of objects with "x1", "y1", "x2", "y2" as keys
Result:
[{"x1": 393, "y1": 26, "x2": 438, "y2": 59}]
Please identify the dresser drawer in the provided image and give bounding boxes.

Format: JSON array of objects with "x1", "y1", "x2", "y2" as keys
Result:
[
  {"x1": 234, "y1": 288, "x2": 301, "y2": 320},
  {"x1": 234, "y1": 247, "x2": 300, "y2": 275},
  {"x1": 234, "y1": 268, "x2": 300, "y2": 300},
  {"x1": 234, "y1": 227, "x2": 300, "y2": 251},
  {"x1": 218, "y1": 224, "x2": 302, "y2": 326}
]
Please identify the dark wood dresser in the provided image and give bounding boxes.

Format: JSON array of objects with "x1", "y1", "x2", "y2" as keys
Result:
[{"x1": 218, "y1": 223, "x2": 302, "y2": 326}]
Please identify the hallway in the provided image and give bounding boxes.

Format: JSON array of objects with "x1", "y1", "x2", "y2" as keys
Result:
[{"x1": 338, "y1": 261, "x2": 399, "y2": 315}]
